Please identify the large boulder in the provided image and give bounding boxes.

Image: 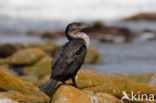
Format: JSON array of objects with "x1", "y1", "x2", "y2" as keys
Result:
[
  {"x1": 0, "y1": 94, "x2": 18, "y2": 103},
  {"x1": 22, "y1": 56, "x2": 52, "y2": 85},
  {"x1": 125, "y1": 73, "x2": 156, "y2": 85},
  {"x1": 75, "y1": 70, "x2": 156, "y2": 99},
  {"x1": 0, "y1": 69, "x2": 49, "y2": 102},
  {"x1": 15, "y1": 42, "x2": 61, "y2": 57},
  {"x1": 52, "y1": 85, "x2": 91, "y2": 103},
  {"x1": 40, "y1": 70, "x2": 156, "y2": 102},
  {"x1": 84, "y1": 90, "x2": 122, "y2": 103},
  {"x1": 85, "y1": 46, "x2": 102, "y2": 64},
  {"x1": 0, "y1": 44, "x2": 17, "y2": 58},
  {"x1": 0, "y1": 48, "x2": 46, "y2": 65}
]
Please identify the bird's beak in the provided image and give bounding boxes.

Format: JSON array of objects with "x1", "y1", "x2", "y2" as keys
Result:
[{"x1": 78, "y1": 24, "x2": 89, "y2": 30}]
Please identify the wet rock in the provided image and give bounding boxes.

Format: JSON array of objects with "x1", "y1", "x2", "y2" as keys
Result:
[
  {"x1": 41, "y1": 31, "x2": 65, "y2": 39},
  {"x1": 0, "y1": 69, "x2": 49, "y2": 102},
  {"x1": 122, "y1": 13, "x2": 156, "y2": 21},
  {"x1": 52, "y1": 84, "x2": 91, "y2": 103},
  {"x1": 0, "y1": 44, "x2": 17, "y2": 58},
  {"x1": 75, "y1": 70, "x2": 156, "y2": 99},
  {"x1": 85, "y1": 46, "x2": 102, "y2": 64},
  {"x1": 0, "y1": 48, "x2": 46, "y2": 65},
  {"x1": 27, "y1": 29, "x2": 39, "y2": 36}
]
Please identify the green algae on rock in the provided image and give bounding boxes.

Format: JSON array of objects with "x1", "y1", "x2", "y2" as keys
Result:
[{"x1": 0, "y1": 69, "x2": 49, "y2": 102}]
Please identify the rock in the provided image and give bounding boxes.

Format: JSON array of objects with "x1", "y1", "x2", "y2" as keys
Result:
[
  {"x1": 0, "y1": 94, "x2": 18, "y2": 103},
  {"x1": 0, "y1": 69, "x2": 49, "y2": 102},
  {"x1": 22, "y1": 56, "x2": 52, "y2": 85},
  {"x1": 0, "y1": 48, "x2": 46, "y2": 65},
  {"x1": 84, "y1": 90, "x2": 122, "y2": 103},
  {"x1": 82, "y1": 22, "x2": 135, "y2": 43},
  {"x1": 122, "y1": 13, "x2": 156, "y2": 21},
  {"x1": 27, "y1": 29, "x2": 39, "y2": 36},
  {"x1": 94, "y1": 93, "x2": 122, "y2": 103},
  {"x1": 41, "y1": 31, "x2": 65, "y2": 39},
  {"x1": 0, "y1": 44, "x2": 17, "y2": 58},
  {"x1": 75, "y1": 70, "x2": 156, "y2": 99},
  {"x1": 85, "y1": 46, "x2": 102, "y2": 64},
  {"x1": 126, "y1": 73, "x2": 156, "y2": 84},
  {"x1": 15, "y1": 42, "x2": 61, "y2": 57},
  {"x1": 149, "y1": 74, "x2": 156, "y2": 86},
  {"x1": 52, "y1": 84, "x2": 91, "y2": 103}
]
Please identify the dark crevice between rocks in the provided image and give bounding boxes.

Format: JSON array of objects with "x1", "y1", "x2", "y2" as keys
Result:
[
  {"x1": 8, "y1": 65, "x2": 27, "y2": 76},
  {"x1": 0, "y1": 44, "x2": 17, "y2": 58},
  {"x1": 80, "y1": 85, "x2": 96, "y2": 89},
  {"x1": 0, "y1": 88, "x2": 8, "y2": 92}
]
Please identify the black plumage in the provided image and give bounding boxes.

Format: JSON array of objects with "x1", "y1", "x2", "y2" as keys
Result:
[{"x1": 39, "y1": 22, "x2": 89, "y2": 101}]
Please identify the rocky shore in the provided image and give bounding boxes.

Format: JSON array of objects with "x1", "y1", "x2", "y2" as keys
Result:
[{"x1": 0, "y1": 42, "x2": 155, "y2": 103}]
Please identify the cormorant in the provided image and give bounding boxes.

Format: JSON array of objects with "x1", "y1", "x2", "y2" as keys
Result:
[{"x1": 40, "y1": 22, "x2": 89, "y2": 95}]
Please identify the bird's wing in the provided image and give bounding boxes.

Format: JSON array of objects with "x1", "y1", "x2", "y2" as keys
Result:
[{"x1": 50, "y1": 39, "x2": 87, "y2": 79}]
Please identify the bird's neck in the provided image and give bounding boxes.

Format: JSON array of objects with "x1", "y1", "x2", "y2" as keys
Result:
[{"x1": 68, "y1": 32, "x2": 90, "y2": 47}]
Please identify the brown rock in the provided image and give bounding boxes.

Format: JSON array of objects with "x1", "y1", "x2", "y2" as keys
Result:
[
  {"x1": 126, "y1": 73, "x2": 156, "y2": 84},
  {"x1": 0, "y1": 48, "x2": 46, "y2": 65},
  {"x1": 42, "y1": 31, "x2": 65, "y2": 39},
  {"x1": 85, "y1": 46, "x2": 102, "y2": 64},
  {"x1": 0, "y1": 69, "x2": 49, "y2": 102},
  {"x1": 122, "y1": 13, "x2": 156, "y2": 21},
  {"x1": 15, "y1": 42, "x2": 61, "y2": 57},
  {"x1": 27, "y1": 29, "x2": 39, "y2": 36},
  {"x1": 22, "y1": 56, "x2": 52, "y2": 85},
  {"x1": 95, "y1": 93, "x2": 122, "y2": 103},
  {"x1": 75, "y1": 70, "x2": 156, "y2": 99},
  {"x1": 0, "y1": 44, "x2": 17, "y2": 58},
  {"x1": 84, "y1": 90, "x2": 122, "y2": 103},
  {"x1": 52, "y1": 84, "x2": 91, "y2": 103},
  {"x1": 82, "y1": 22, "x2": 134, "y2": 43}
]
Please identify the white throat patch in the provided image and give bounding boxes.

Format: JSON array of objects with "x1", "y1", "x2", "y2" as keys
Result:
[{"x1": 71, "y1": 32, "x2": 90, "y2": 47}]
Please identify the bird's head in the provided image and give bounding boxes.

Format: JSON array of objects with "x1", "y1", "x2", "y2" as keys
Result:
[{"x1": 65, "y1": 22, "x2": 90, "y2": 46}]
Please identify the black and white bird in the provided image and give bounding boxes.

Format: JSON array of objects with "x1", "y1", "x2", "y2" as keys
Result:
[{"x1": 40, "y1": 22, "x2": 89, "y2": 95}]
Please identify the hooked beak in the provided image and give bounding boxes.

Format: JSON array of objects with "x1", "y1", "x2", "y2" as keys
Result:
[{"x1": 77, "y1": 23, "x2": 89, "y2": 30}]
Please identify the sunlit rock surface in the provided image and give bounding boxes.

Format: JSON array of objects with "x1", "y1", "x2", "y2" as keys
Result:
[
  {"x1": 52, "y1": 85, "x2": 91, "y2": 103},
  {"x1": 126, "y1": 73, "x2": 156, "y2": 85},
  {"x1": 0, "y1": 48, "x2": 46, "y2": 65},
  {"x1": 0, "y1": 69, "x2": 49, "y2": 102},
  {"x1": 76, "y1": 70, "x2": 156, "y2": 98}
]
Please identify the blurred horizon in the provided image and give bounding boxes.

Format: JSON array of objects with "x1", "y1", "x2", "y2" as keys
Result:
[{"x1": 0, "y1": 0, "x2": 156, "y2": 21}]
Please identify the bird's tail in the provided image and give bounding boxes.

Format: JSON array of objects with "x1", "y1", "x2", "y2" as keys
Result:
[{"x1": 39, "y1": 78, "x2": 57, "y2": 93}]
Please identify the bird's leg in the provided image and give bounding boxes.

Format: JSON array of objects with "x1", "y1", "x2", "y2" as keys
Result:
[
  {"x1": 49, "y1": 97, "x2": 52, "y2": 103},
  {"x1": 72, "y1": 77, "x2": 79, "y2": 89},
  {"x1": 62, "y1": 81, "x2": 65, "y2": 84}
]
